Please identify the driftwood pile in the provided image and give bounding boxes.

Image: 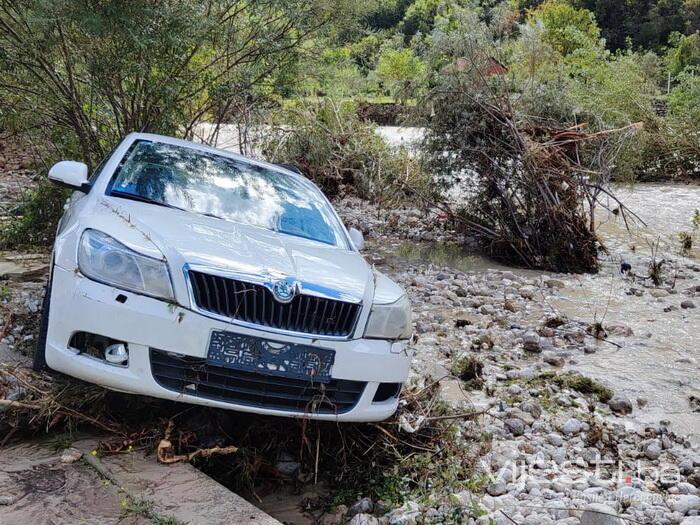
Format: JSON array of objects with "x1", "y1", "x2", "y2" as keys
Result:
[{"x1": 423, "y1": 57, "x2": 641, "y2": 273}]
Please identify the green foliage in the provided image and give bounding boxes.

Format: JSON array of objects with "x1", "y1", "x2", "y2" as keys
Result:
[
  {"x1": 0, "y1": 0, "x2": 332, "y2": 165},
  {"x1": 667, "y1": 31, "x2": 700, "y2": 76},
  {"x1": 0, "y1": 182, "x2": 69, "y2": 249},
  {"x1": 451, "y1": 355, "x2": 484, "y2": 388},
  {"x1": 555, "y1": 374, "x2": 614, "y2": 402},
  {"x1": 528, "y1": 0, "x2": 601, "y2": 56},
  {"x1": 401, "y1": 0, "x2": 445, "y2": 36},
  {"x1": 669, "y1": 69, "x2": 700, "y2": 120},
  {"x1": 375, "y1": 47, "x2": 426, "y2": 103},
  {"x1": 262, "y1": 100, "x2": 428, "y2": 201},
  {"x1": 572, "y1": 52, "x2": 659, "y2": 125},
  {"x1": 569, "y1": 0, "x2": 689, "y2": 51}
]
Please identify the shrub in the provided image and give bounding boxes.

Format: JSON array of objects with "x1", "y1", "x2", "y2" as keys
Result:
[
  {"x1": 262, "y1": 99, "x2": 428, "y2": 202},
  {"x1": 420, "y1": 11, "x2": 631, "y2": 273},
  {"x1": 0, "y1": 182, "x2": 69, "y2": 249}
]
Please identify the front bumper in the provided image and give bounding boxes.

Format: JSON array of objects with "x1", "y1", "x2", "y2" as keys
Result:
[{"x1": 45, "y1": 265, "x2": 410, "y2": 422}]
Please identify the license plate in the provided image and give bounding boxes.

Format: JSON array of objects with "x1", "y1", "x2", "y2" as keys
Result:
[{"x1": 206, "y1": 331, "x2": 335, "y2": 383}]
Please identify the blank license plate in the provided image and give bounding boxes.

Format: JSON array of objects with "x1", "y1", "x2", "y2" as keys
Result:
[{"x1": 206, "y1": 331, "x2": 335, "y2": 383}]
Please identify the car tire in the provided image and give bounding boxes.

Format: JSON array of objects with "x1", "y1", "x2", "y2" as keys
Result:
[{"x1": 33, "y1": 270, "x2": 52, "y2": 371}]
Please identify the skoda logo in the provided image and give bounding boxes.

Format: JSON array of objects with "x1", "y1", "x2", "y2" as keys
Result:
[{"x1": 272, "y1": 279, "x2": 297, "y2": 303}]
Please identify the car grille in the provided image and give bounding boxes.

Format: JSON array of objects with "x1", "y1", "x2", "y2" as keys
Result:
[
  {"x1": 150, "y1": 350, "x2": 366, "y2": 414},
  {"x1": 188, "y1": 270, "x2": 361, "y2": 337}
]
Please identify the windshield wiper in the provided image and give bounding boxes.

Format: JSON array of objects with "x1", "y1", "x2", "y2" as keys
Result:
[{"x1": 110, "y1": 190, "x2": 188, "y2": 213}]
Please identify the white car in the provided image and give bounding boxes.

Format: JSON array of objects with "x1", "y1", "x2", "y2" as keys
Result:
[{"x1": 36, "y1": 133, "x2": 412, "y2": 421}]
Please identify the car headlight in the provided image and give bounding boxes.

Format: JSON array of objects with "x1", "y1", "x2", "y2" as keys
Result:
[
  {"x1": 364, "y1": 294, "x2": 412, "y2": 340},
  {"x1": 78, "y1": 229, "x2": 174, "y2": 301}
]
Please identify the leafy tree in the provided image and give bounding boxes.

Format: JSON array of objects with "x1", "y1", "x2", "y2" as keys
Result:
[
  {"x1": 683, "y1": 0, "x2": 700, "y2": 32},
  {"x1": 666, "y1": 31, "x2": 700, "y2": 75},
  {"x1": 375, "y1": 47, "x2": 426, "y2": 103},
  {"x1": 528, "y1": 0, "x2": 601, "y2": 56},
  {"x1": 669, "y1": 69, "x2": 700, "y2": 120},
  {"x1": 400, "y1": 0, "x2": 444, "y2": 36},
  {"x1": 0, "y1": 0, "x2": 332, "y2": 166}
]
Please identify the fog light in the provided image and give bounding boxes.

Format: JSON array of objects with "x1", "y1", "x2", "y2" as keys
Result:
[{"x1": 104, "y1": 343, "x2": 128, "y2": 365}]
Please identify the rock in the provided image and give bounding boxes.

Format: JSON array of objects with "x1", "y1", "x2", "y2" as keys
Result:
[
  {"x1": 562, "y1": 418, "x2": 583, "y2": 435},
  {"x1": 680, "y1": 459, "x2": 694, "y2": 475},
  {"x1": 547, "y1": 433, "x2": 564, "y2": 446},
  {"x1": 542, "y1": 351, "x2": 564, "y2": 367},
  {"x1": 507, "y1": 384, "x2": 523, "y2": 396},
  {"x1": 545, "y1": 500, "x2": 569, "y2": 520},
  {"x1": 545, "y1": 279, "x2": 565, "y2": 289},
  {"x1": 681, "y1": 517, "x2": 700, "y2": 525},
  {"x1": 0, "y1": 260, "x2": 49, "y2": 282},
  {"x1": 636, "y1": 397, "x2": 648, "y2": 408},
  {"x1": 681, "y1": 300, "x2": 696, "y2": 309},
  {"x1": 487, "y1": 482, "x2": 508, "y2": 496},
  {"x1": 581, "y1": 447, "x2": 600, "y2": 465},
  {"x1": 670, "y1": 495, "x2": 700, "y2": 515},
  {"x1": 388, "y1": 501, "x2": 421, "y2": 525},
  {"x1": 504, "y1": 418, "x2": 525, "y2": 436},
  {"x1": 678, "y1": 482, "x2": 699, "y2": 495},
  {"x1": 351, "y1": 514, "x2": 379, "y2": 525},
  {"x1": 275, "y1": 459, "x2": 301, "y2": 476},
  {"x1": 60, "y1": 448, "x2": 83, "y2": 464},
  {"x1": 608, "y1": 394, "x2": 633, "y2": 415},
  {"x1": 519, "y1": 400, "x2": 542, "y2": 419},
  {"x1": 450, "y1": 490, "x2": 472, "y2": 507},
  {"x1": 650, "y1": 289, "x2": 669, "y2": 298},
  {"x1": 644, "y1": 441, "x2": 661, "y2": 460},
  {"x1": 348, "y1": 497, "x2": 374, "y2": 517},
  {"x1": 580, "y1": 503, "x2": 624, "y2": 525},
  {"x1": 605, "y1": 323, "x2": 633, "y2": 337},
  {"x1": 522, "y1": 330, "x2": 541, "y2": 353},
  {"x1": 584, "y1": 343, "x2": 598, "y2": 354},
  {"x1": 520, "y1": 286, "x2": 536, "y2": 299}
]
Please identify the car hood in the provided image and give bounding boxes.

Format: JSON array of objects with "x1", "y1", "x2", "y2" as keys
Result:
[{"x1": 95, "y1": 198, "x2": 372, "y2": 303}]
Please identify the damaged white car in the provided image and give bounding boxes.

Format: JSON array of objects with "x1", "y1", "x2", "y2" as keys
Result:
[{"x1": 35, "y1": 133, "x2": 412, "y2": 421}]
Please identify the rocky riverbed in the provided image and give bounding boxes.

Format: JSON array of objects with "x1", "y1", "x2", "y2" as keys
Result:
[{"x1": 334, "y1": 197, "x2": 700, "y2": 525}]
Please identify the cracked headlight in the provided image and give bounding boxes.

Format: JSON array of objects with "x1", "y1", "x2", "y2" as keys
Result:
[
  {"x1": 78, "y1": 229, "x2": 174, "y2": 301},
  {"x1": 364, "y1": 294, "x2": 412, "y2": 340}
]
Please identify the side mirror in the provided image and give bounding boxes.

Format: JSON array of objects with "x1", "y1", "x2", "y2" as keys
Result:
[
  {"x1": 348, "y1": 228, "x2": 365, "y2": 251},
  {"x1": 48, "y1": 161, "x2": 90, "y2": 192}
]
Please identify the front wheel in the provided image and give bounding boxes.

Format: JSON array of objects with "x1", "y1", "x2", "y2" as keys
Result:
[{"x1": 33, "y1": 271, "x2": 52, "y2": 371}]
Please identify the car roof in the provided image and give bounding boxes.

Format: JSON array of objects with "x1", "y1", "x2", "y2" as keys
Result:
[{"x1": 125, "y1": 132, "x2": 302, "y2": 180}]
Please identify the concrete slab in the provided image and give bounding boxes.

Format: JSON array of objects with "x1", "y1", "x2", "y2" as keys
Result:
[
  {"x1": 74, "y1": 439, "x2": 281, "y2": 525},
  {"x1": 0, "y1": 438, "x2": 281, "y2": 525},
  {"x1": 0, "y1": 441, "x2": 148, "y2": 524}
]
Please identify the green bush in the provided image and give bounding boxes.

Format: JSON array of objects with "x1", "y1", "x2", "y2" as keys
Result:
[
  {"x1": 262, "y1": 99, "x2": 428, "y2": 202},
  {"x1": 0, "y1": 182, "x2": 69, "y2": 249}
]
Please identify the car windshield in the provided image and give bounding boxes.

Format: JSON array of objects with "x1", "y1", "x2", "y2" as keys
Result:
[{"x1": 108, "y1": 140, "x2": 347, "y2": 247}]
